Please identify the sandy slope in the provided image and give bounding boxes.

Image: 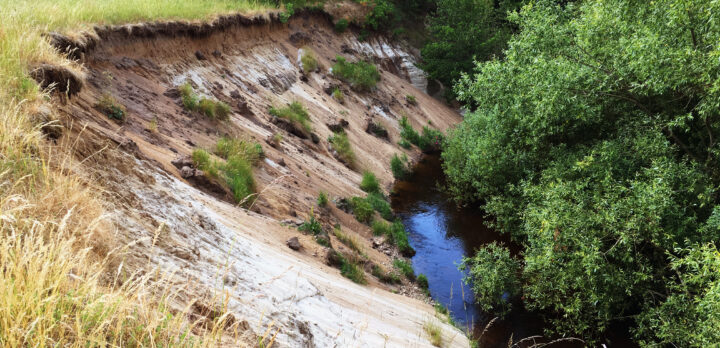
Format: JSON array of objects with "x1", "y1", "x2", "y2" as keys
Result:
[{"x1": 53, "y1": 11, "x2": 466, "y2": 347}]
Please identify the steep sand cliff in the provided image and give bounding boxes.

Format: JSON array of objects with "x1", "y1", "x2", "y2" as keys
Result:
[{"x1": 48, "y1": 11, "x2": 466, "y2": 347}]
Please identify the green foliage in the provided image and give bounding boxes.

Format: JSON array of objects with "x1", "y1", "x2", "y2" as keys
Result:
[
  {"x1": 365, "y1": 192, "x2": 393, "y2": 220},
  {"x1": 178, "y1": 83, "x2": 199, "y2": 111},
  {"x1": 388, "y1": 220, "x2": 414, "y2": 256},
  {"x1": 349, "y1": 196, "x2": 374, "y2": 223},
  {"x1": 269, "y1": 101, "x2": 312, "y2": 132},
  {"x1": 178, "y1": 83, "x2": 229, "y2": 120},
  {"x1": 331, "y1": 87, "x2": 344, "y2": 103},
  {"x1": 214, "y1": 137, "x2": 263, "y2": 165},
  {"x1": 405, "y1": 94, "x2": 417, "y2": 105},
  {"x1": 192, "y1": 142, "x2": 257, "y2": 205},
  {"x1": 372, "y1": 265, "x2": 401, "y2": 284},
  {"x1": 331, "y1": 56, "x2": 381, "y2": 91},
  {"x1": 390, "y1": 153, "x2": 409, "y2": 180},
  {"x1": 399, "y1": 116, "x2": 444, "y2": 152},
  {"x1": 398, "y1": 139, "x2": 411, "y2": 149},
  {"x1": 359, "y1": 171, "x2": 380, "y2": 194},
  {"x1": 417, "y1": 274, "x2": 429, "y2": 291},
  {"x1": 443, "y1": 0, "x2": 720, "y2": 343},
  {"x1": 334, "y1": 18, "x2": 349, "y2": 32},
  {"x1": 371, "y1": 220, "x2": 389, "y2": 236},
  {"x1": 300, "y1": 47, "x2": 318, "y2": 73},
  {"x1": 421, "y1": 0, "x2": 523, "y2": 100},
  {"x1": 393, "y1": 258, "x2": 415, "y2": 281},
  {"x1": 339, "y1": 254, "x2": 366, "y2": 284},
  {"x1": 96, "y1": 93, "x2": 126, "y2": 121},
  {"x1": 317, "y1": 191, "x2": 328, "y2": 207},
  {"x1": 459, "y1": 242, "x2": 520, "y2": 316},
  {"x1": 299, "y1": 213, "x2": 323, "y2": 235},
  {"x1": 329, "y1": 131, "x2": 355, "y2": 166},
  {"x1": 224, "y1": 156, "x2": 254, "y2": 204}
]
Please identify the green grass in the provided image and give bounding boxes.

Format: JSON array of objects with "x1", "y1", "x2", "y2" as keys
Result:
[
  {"x1": 417, "y1": 274, "x2": 429, "y2": 291},
  {"x1": 179, "y1": 83, "x2": 231, "y2": 120},
  {"x1": 391, "y1": 153, "x2": 409, "y2": 180},
  {"x1": 334, "y1": 18, "x2": 349, "y2": 32},
  {"x1": 405, "y1": 94, "x2": 417, "y2": 105},
  {"x1": 331, "y1": 87, "x2": 345, "y2": 103},
  {"x1": 360, "y1": 171, "x2": 380, "y2": 193},
  {"x1": 298, "y1": 213, "x2": 323, "y2": 235},
  {"x1": 372, "y1": 265, "x2": 401, "y2": 284},
  {"x1": 269, "y1": 101, "x2": 312, "y2": 132},
  {"x1": 331, "y1": 56, "x2": 381, "y2": 91},
  {"x1": 214, "y1": 136, "x2": 263, "y2": 165},
  {"x1": 329, "y1": 131, "x2": 355, "y2": 166},
  {"x1": 393, "y1": 258, "x2": 416, "y2": 281},
  {"x1": 317, "y1": 191, "x2": 328, "y2": 207},
  {"x1": 300, "y1": 47, "x2": 318, "y2": 73},
  {"x1": 333, "y1": 226, "x2": 365, "y2": 256},
  {"x1": 0, "y1": 1, "x2": 274, "y2": 346},
  {"x1": 340, "y1": 256, "x2": 367, "y2": 284},
  {"x1": 192, "y1": 137, "x2": 260, "y2": 205},
  {"x1": 96, "y1": 93, "x2": 126, "y2": 121},
  {"x1": 400, "y1": 116, "x2": 444, "y2": 152},
  {"x1": 365, "y1": 192, "x2": 393, "y2": 220},
  {"x1": 423, "y1": 320, "x2": 443, "y2": 347},
  {"x1": 350, "y1": 196, "x2": 375, "y2": 223},
  {"x1": 389, "y1": 220, "x2": 414, "y2": 256},
  {"x1": 372, "y1": 220, "x2": 390, "y2": 236}
]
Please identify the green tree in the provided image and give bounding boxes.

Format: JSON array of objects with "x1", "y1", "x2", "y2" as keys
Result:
[
  {"x1": 421, "y1": 0, "x2": 523, "y2": 99},
  {"x1": 443, "y1": 0, "x2": 720, "y2": 343}
]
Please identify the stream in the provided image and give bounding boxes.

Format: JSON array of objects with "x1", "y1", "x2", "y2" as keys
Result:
[{"x1": 391, "y1": 155, "x2": 636, "y2": 347}]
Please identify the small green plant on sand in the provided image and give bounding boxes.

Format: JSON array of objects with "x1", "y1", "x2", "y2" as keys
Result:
[{"x1": 269, "y1": 101, "x2": 312, "y2": 132}]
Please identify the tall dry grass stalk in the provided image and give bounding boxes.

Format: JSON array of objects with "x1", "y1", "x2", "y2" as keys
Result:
[{"x1": 0, "y1": 1, "x2": 276, "y2": 345}]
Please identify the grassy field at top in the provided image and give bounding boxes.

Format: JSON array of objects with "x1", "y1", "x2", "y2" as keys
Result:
[{"x1": 0, "y1": 1, "x2": 274, "y2": 346}]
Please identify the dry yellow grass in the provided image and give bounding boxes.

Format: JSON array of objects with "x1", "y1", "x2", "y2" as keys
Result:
[{"x1": 0, "y1": 0, "x2": 275, "y2": 346}]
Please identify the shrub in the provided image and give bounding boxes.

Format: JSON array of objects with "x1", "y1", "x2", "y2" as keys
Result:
[
  {"x1": 269, "y1": 101, "x2": 312, "y2": 132},
  {"x1": 331, "y1": 88, "x2": 344, "y2": 103},
  {"x1": 459, "y1": 242, "x2": 521, "y2": 316},
  {"x1": 366, "y1": 192, "x2": 393, "y2": 220},
  {"x1": 417, "y1": 274, "x2": 429, "y2": 291},
  {"x1": 405, "y1": 94, "x2": 417, "y2": 105},
  {"x1": 198, "y1": 98, "x2": 216, "y2": 118},
  {"x1": 214, "y1": 137, "x2": 263, "y2": 165},
  {"x1": 299, "y1": 213, "x2": 323, "y2": 235},
  {"x1": 272, "y1": 132, "x2": 283, "y2": 145},
  {"x1": 400, "y1": 116, "x2": 444, "y2": 152},
  {"x1": 390, "y1": 153, "x2": 409, "y2": 180},
  {"x1": 360, "y1": 171, "x2": 380, "y2": 193},
  {"x1": 317, "y1": 191, "x2": 328, "y2": 207},
  {"x1": 393, "y1": 258, "x2": 415, "y2": 281},
  {"x1": 389, "y1": 220, "x2": 414, "y2": 256},
  {"x1": 341, "y1": 258, "x2": 366, "y2": 284},
  {"x1": 96, "y1": 93, "x2": 126, "y2": 121},
  {"x1": 329, "y1": 131, "x2": 355, "y2": 166},
  {"x1": 331, "y1": 56, "x2": 380, "y2": 91},
  {"x1": 350, "y1": 196, "x2": 374, "y2": 223},
  {"x1": 300, "y1": 47, "x2": 318, "y2": 73},
  {"x1": 398, "y1": 139, "x2": 412, "y2": 149},
  {"x1": 214, "y1": 101, "x2": 231, "y2": 120},
  {"x1": 334, "y1": 18, "x2": 349, "y2": 32},
  {"x1": 179, "y1": 83, "x2": 199, "y2": 111}
]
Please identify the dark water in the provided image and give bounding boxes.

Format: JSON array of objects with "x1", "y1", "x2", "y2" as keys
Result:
[{"x1": 391, "y1": 155, "x2": 635, "y2": 347}]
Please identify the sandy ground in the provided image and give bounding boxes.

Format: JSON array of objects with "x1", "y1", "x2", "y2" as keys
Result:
[{"x1": 55, "y1": 11, "x2": 466, "y2": 347}]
